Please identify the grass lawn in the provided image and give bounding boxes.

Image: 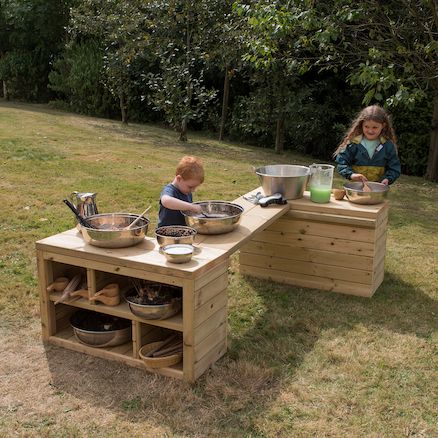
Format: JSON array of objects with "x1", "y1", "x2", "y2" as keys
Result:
[{"x1": 0, "y1": 100, "x2": 437, "y2": 438}]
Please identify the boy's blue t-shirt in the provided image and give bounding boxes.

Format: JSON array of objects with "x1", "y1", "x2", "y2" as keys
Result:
[{"x1": 158, "y1": 183, "x2": 192, "y2": 228}]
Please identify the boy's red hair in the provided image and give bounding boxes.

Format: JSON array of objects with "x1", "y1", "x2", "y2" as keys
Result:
[{"x1": 176, "y1": 156, "x2": 204, "y2": 182}]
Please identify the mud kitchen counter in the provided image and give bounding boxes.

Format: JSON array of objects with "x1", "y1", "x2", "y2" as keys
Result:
[
  {"x1": 240, "y1": 189, "x2": 388, "y2": 297},
  {"x1": 36, "y1": 188, "x2": 388, "y2": 382},
  {"x1": 36, "y1": 192, "x2": 289, "y2": 382}
]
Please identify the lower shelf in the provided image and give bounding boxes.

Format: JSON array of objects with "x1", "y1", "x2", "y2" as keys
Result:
[{"x1": 48, "y1": 326, "x2": 184, "y2": 380}]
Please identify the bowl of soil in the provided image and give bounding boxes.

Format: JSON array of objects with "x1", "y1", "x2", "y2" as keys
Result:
[
  {"x1": 70, "y1": 309, "x2": 131, "y2": 347},
  {"x1": 155, "y1": 225, "x2": 197, "y2": 247},
  {"x1": 124, "y1": 279, "x2": 182, "y2": 320}
]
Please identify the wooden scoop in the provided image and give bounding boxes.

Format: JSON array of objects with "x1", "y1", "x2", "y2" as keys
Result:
[
  {"x1": 46, "y1": 277, "x2": 69, "y2": 292},
  {"x1": 70, "y1": 289, "x2": 89, "y2": 299},
  {"x1": 94, "y1": 283, "x2": 119, "y2": 297},
  {"x1": 89, "y1": 294, "x2": 120, "y2": 306},
  {"x1": 362, "y1": 181, "x2": 372, "y2": 192}
]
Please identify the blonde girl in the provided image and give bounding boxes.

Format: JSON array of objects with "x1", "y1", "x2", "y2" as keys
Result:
[{"x1": 334, "y1": 105, "x2": 401, "y2": 185}]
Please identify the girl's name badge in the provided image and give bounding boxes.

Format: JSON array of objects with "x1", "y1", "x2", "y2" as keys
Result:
[{"x1": 376, "y1": 144, "x2": 383, "y2": 152}]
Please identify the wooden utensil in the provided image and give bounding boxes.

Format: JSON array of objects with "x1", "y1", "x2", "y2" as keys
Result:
[
  {"x1": 54, "y1": 274, "x2": 82, "y2": 305},
  {"x1": 70, "y1": 288, "x2": 89, "y2": 299},
  {"x1": 362, "y1": 181, "x2": 372, "y2": 192},
  {"x1": 46, "y1": 277, "x2": 69, "y2": 292},
  {"x1": 125, "y1": 206, "x2": 151, "y2": 230},
  {"x1": 143, "y1": 333, "x2": 179, "y2": 357},
  {"x1": 89, "y1": 294, "x2": 120, "y2": 306},
  {"x1": 95, "y1": 283, "x2": 119, "y2": 297}
]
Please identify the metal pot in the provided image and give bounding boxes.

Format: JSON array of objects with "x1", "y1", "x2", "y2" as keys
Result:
[
  {"x1": 255, "y1": 164, "x2": 310, "y2": 199},
  {"x1": 182, "y1": 201, "x2": 244, "y2": 235},
  {"x1": 343, "y1": 181, "x2": 389, "y2": 205},
  {"x1": 81, "y1": 213, "x2": 149, "y2": 248}
]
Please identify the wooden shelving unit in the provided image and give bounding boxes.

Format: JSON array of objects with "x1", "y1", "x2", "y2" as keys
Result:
[{"x1": 36, "y1": 192, "x2": 289, "y2": 382}]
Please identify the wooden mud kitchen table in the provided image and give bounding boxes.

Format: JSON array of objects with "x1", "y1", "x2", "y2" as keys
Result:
[{"x1": 36, "y1": 189, "x2": 388, "y2": 382}]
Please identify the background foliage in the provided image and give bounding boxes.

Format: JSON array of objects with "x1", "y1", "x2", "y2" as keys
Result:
[{"x1": 1, "y1": 0, "x2": 437, "y2": 177}]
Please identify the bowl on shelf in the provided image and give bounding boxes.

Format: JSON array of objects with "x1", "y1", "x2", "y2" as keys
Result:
[
  {"x1": 155, "y1": 225, "x2": 197, "y2": 247},
  {"x1": 162, "y1": 243, "x2": 194, "y2": 264},
  {"x1": 124, "y1": 283, "x2": 182, "y2": 320},
  {"x1": 81, "y1": 213, "x2": 149, "y2": 248},
  {"x1": 70, "y1": 309, "x2": 131, "y2": 348},
  {"x1": 139, "y1": 341, "x2": 183, "y2": 369},
  {"x1": 182, "y1": 201, "x2": 244, "y2": 235},
  {"x1": 343, "y1": 181, "x2": 389, "y2": 205}
]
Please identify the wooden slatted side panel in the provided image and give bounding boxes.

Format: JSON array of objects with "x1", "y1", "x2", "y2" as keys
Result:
[
  {"x1": 187, "y1": 261, "x2": 229, "y2": 382},
  {"x1": 240, "y1": 207, "x2": 388, "y2": 297}
]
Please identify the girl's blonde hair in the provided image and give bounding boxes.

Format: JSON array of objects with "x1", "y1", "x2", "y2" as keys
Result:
[
  {"x1": 176, "y1": 156, "x2": 204, "y2": 182},
  {"x1": 333, "y1": 105, "x2": 398, "y2": 157}
]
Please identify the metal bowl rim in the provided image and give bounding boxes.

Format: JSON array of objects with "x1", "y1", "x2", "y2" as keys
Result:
[
  {"x1": 162, "y1": 243, "x2": 194, "y2": 254},
  {"x1": 81, "y1": 213, "x2": 150, "y2": 231},
  {"x1": 124, "y1": 293, "x2": 182, "y2": 308},
  {"x1": 182, "y1": 201, "x2": 244, "y2": 219},
  {"x1": 343, "y1": 182, "x2": 389, "y2": 194},
  {"x1": 155, "y1": 225, "x2": 197, "y2": 237},
  {"x1": 70, "y1": 324, "x2": 131, "y2": 335},
  {"x1": 255, "y1": 164, "x2": 310, "y2": 177}
]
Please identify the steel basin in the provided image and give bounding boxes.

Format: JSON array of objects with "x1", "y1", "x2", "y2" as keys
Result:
[
  {"x1": 81, "y1": 213, "x2": 149, "y2": 248},
  {"x1": 343, "y1": 181, "x2": 389, "y2": 205},
  {"x1": 255, "y1": 165, "x2": 310, "y2": 199},
  {"x1": 182, "y1": 201, "x2": 244, "y2": 235}
]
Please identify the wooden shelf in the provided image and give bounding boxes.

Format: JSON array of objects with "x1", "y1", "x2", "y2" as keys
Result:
[
  {"x1": 50, "y1": 326, "x2": 184, "y2": 379},
  {"x1": 49, "y1": 292, "x2": 183, "y2": 332}
]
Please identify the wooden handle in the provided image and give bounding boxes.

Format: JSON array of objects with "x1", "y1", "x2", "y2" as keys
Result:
[
  {"x1": 46, "y1": 277, "x2": 69, "y2": 292},
  {"x1": 126, "y1": 206, "x2": 151, "y2": 229},
  {"x1": 95, "y1": 283, "x2": 119, "y2": 297},
  {"x1": 143, "y1": 333, "x2": 179, "y2": 357}
]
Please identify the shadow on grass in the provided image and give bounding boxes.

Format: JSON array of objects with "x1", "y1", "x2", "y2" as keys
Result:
[{"x1": 43, "y1": 271, "x2": 437, "y2": 436}]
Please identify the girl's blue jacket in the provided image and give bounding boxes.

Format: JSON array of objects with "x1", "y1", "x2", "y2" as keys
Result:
[{"x1": 335, "y1": 136, "x2": 401, "y2": 184}]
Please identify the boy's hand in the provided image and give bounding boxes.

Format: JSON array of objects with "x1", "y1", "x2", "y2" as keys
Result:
[
  {"x1": 381, "y1": 178, "x2": 389, "y2": 185},
  {"x1": 190, "y1": 204, "x2": 203, "y2": 214}
]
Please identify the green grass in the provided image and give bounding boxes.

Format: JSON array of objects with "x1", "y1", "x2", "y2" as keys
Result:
[{"x1": 0, "y1": 100, "x2": 437, "y2": 437}]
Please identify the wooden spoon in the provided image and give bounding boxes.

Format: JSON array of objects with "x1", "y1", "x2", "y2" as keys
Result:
[
  {"x1": 362, "y1": 181, "x2": 372, "y2": 192},
  {"x1": 125, "y1": 206, "x2": 151, "y2": 229},
  {"x1": 89, "y1": 294, "x2": 120, "y2": 306}
]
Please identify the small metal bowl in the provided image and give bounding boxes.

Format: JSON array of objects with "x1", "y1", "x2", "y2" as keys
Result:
[
  {"x1": 162, "y1": 244, "x2": 194, "y2": 264},
  {"x1": 70, "y1": 310, "x2": 131, "y2": 348},
  {"x1": 182, "y1": 201, "x2": 244, "y2": 235},
  {"x1": 125, "y1": 293, "x2": 182, "y2": 320},
  {"x1": 343, "y1": 181, "x2": 389, "y2": 205},
  {"x1": 81, "y1": 213, "x2": 149, "y2": 248},
  {"x1": 155, "y1": 226, "x2": 197, "y2": 247}
]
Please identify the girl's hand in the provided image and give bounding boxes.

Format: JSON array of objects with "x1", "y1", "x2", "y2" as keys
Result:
[{"x1": 351, "y1": 173, "x2": 367, "y2": 182}]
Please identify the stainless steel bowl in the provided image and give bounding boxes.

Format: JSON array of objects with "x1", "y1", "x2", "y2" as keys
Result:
[
  {"x1": 70, "y1": 310, "x2": 131, "y2": 347},
  {"x1": 125, "y1": 294, "x2": 182, "y2": 320},
  {"x1": 343, "y1": 181, "x2": 389, "y2": 205},
  {"x1": 182, "y1": 201, "x2": 244, "y2": 235},
  {"x1": 162, "y1": 244, "x2": 194, "y2": 264},
  {"x1": 255, "y1": 165, "x2": 310, "y2": 199},
  {"x1": 81, "y1": 213, "x2": 149, "y2": 248},
  {"x1": 155, "y1": 225, "x2": 197, "y2": 247}
]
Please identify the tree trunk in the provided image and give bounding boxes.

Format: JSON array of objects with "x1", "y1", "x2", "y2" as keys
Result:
[
  {"x1": 119, "y1": 93, "x2": 128, "y2": 125},
  {"x1": 179, "y1": 118, "x2": 188, "y2": 142},
  {"x1": 219, "y1": 67, "x2": 231, "y2": 141},
  {"x1": 3, "y1": 80, "x2": 9, "y2": 100},
  {"x1": 425, "y1": 93, "x2": 438, "y2": 182},
  {"x1": 275, "y1": 116, "x2": 285, "y2": 153}
]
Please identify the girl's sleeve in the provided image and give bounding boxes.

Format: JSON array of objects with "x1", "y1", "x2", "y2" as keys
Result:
[
  {"x1": 383, "y1": 143, "x2": 401, "y2": 184},
  {"x1": 335, "y1": 145, "x2": 355, "y2": 180}
]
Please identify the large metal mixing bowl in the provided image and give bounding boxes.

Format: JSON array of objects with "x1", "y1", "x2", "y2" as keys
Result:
[
  {"x1": 70, "y1": 310, "x2": 131, "y2": 348},
  {"x1": 343, "y1": 181, "x2": 389, "y2": 205},
  {"x1": 81, "y1": 213, "x2": 149, "y2": 248},
  {"x1": 182, "y1": 201, "x2": 244, "y2": 235},
  {"x1": 255, "y1": 164, "x2": 310, "y2": 199}
]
